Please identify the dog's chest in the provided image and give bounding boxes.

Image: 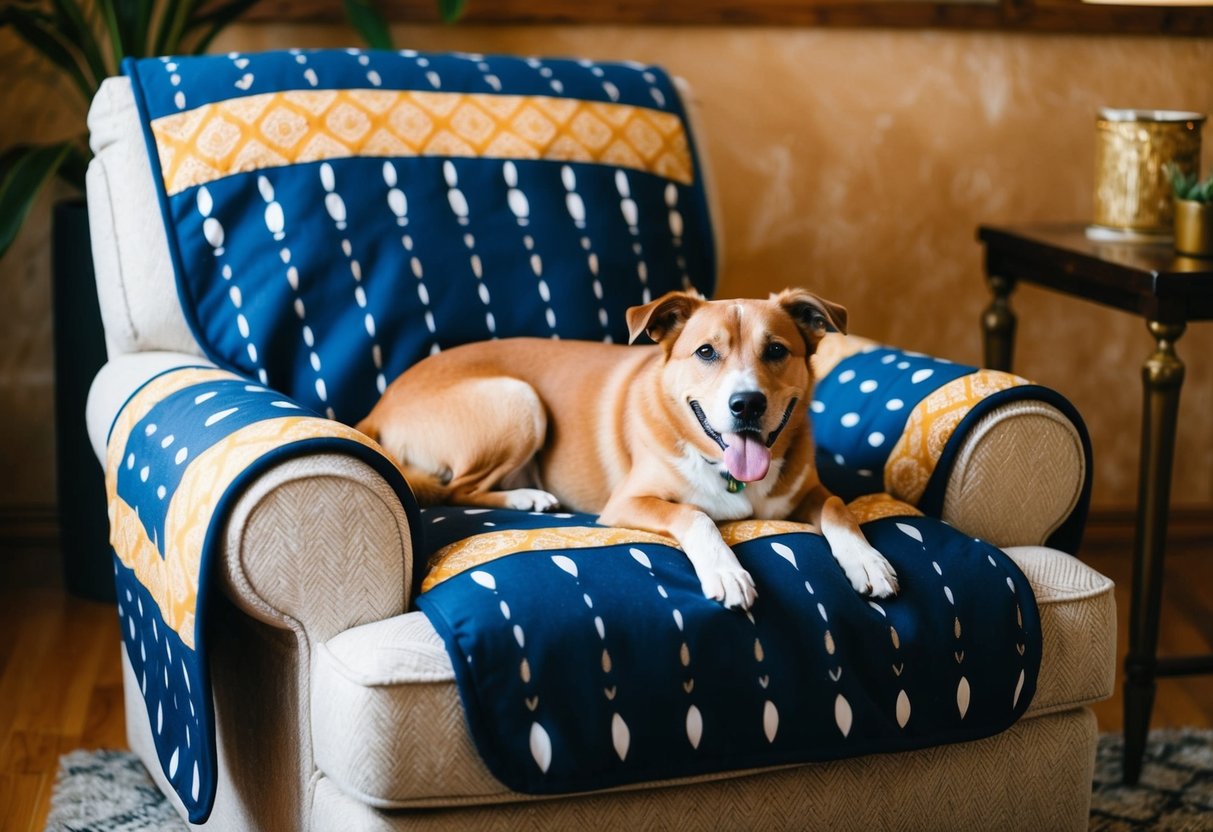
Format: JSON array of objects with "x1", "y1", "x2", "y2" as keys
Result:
[{"x1": 673, "y1": 448, "x2": 795, "y2": 522}]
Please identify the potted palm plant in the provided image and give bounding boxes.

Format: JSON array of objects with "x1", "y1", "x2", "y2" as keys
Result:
[
  {"x1": 0, "y1": 0, "x2": 461, "y2": 600},
  {"x1": 1165, "y1": 162, "x2": 1213, "y2": 257}
]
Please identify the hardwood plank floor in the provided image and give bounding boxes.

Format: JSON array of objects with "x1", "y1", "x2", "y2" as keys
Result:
[{"x1": 1, "y1": 533, "x2": 1210, "y2": 831}]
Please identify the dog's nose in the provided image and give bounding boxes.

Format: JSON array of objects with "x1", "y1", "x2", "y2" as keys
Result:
[{"x1": 729, "y1": 391, "x2": 767, "y2": 421}]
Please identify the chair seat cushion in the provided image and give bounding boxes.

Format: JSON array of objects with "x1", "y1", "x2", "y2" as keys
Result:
[{"x1": 310, "y1": 538, "x2": 1112, "y2": 808}]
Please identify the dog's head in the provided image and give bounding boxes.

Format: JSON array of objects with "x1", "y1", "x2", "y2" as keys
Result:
[{"x1": 627, "y1": 289, "x2": 847, "y2": 484}]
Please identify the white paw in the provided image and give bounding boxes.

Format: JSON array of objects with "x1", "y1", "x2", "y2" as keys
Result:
[
  {"x1": 698, "y1": 565, "x2": 758, "y2": 611},
  {"x1": 502, "y1": 488, "x2": 560, "y2": 512},
  {"x1": 682, "y1": 514, "x2": 757, "y2": 611},
  {"x1": 833, "y1": 538, "x2": 899, "y2": 598}
]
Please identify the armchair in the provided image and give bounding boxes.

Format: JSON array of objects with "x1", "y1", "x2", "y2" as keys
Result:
[{"x1": 84, "y1": 49, "x2": 1114, "y2": 831}]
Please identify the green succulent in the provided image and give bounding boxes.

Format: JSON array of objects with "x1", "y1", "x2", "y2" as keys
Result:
[
  {"x1": 1165, "y1": 162, "x2": 1213, "y2": 204},
  {"x1": 0, "y1": 0, "x2": 465, "y2": 261}
]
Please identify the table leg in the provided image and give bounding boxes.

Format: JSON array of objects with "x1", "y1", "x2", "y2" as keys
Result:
[
  {"x1": 1123, "y1": 319, "x2": 1186, "y2": 785},
  {"x1": 981, "y1": 274, "x2": 1016, "y2": 372}
]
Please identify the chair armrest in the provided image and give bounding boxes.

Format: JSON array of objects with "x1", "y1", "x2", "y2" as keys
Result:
[
  {"x1": 811, "y1": 334, "x2": 1091, "y2": 551},
  {"x1": 90, "y1": 354, "x2": 419, "y2": 642}
]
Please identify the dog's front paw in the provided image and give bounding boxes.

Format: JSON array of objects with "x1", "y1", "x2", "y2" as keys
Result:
[
  {"x1": 699, "y1": 565, "x2": 758, "y2": 611},
  {"x1": 682, "y1": 515, "x2": 758, "y2": 611},
  {"x1": 502, "y1": 488, "x2": 561, "y2": 512},
  {"x1": 834, "y1": 539, "x2": 899, "y2": 598}
]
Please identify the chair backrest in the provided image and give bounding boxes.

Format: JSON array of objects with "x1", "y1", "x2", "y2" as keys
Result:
[{"x1": 87, "y1": 49, "x2": 719, "y2": 422}]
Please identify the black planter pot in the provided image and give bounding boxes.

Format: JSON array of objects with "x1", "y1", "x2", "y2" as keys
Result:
[{"x1": 52, "y1": 197, "x2": 113, "y2": 602}]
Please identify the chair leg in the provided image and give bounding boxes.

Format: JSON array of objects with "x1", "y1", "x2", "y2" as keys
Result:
[{"x1": 1122, "y1": 320, "x2": 1185, "y2": 785}]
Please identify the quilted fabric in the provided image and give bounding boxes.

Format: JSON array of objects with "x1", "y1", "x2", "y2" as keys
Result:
[
  {"x1": 106, "y1": 366, "x2": 420, "y2": 822},
  {"x1": 414, "y1": 507, "x2": 1041, "y2": 795},
  {"x1": 811, "y1": 345, "x2": 1093, "y2": 552},
  {"x1": 122, "y1": 49, "x2": 715, "y2": 424}
]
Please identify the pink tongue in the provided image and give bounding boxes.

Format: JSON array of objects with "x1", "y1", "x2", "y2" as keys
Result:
[{"x1": 723, "y1": 433, "x2": 771, "y2": 482}]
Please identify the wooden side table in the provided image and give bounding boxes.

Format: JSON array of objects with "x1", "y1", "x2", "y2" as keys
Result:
[{"x1": 977, "y1": 222, "x2": 1213, "y2": 785}]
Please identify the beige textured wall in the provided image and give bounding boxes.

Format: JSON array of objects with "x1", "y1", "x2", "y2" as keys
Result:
[{"x1": 3, "y1": 24, "x2": 1212, "y2": 511}]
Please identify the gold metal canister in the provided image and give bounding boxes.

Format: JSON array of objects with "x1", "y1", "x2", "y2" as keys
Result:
[{"x1": 1092, "y1": 108, "x2": 1204, "y2": 238}]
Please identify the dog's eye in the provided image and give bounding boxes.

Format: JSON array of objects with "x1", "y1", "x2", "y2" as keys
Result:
[
  {"x1": 764, "y1": 342, "x2": 789, "y2": 361},
  {"x1": 695, "y1": 344, "x2": 717, "y2": 361},
  {"x1": 810, "y1": 313, "x2": 828, "y2": 333}
]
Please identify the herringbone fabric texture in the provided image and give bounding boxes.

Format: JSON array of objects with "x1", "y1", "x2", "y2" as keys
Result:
[
  {"x1": 943, "y1": 403, "x2": 1086, "y2": 548},
  {"x1": 309, "y1": 707, "x2": 1097, "y2": 831},
  {"x1": 220, "y1": 454, "x2": 413, "y2": 643},
  {"x1": 310, "y1": 545, "x2": 1112, "y2": 807},
  {"x1": 1005, "y1": 547, "x2": 1117, "y2": 716}
]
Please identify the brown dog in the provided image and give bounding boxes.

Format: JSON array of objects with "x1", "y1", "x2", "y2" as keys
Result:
[{"x1": 358, "y1": 289, "x2": 898, "y2": 610}]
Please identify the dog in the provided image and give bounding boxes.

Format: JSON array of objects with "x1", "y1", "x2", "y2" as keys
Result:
[{"x1": 357, "y1": 289, "x2": 898, "y2": 611}]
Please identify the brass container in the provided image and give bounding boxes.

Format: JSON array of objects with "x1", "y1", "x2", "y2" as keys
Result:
[
  {"x1": 1092, "y1": 108, "x2": 1204, "y2": 237},
  {"x1": 1174, "y1": 199, "x2": 1213, "y2": 257}
]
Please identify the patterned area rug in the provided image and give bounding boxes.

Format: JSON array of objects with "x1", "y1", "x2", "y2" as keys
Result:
[
  {"x1": 46, "y1": 732, "x2": 1213, "y2": 830},
  {"x1": 1091, "y1": 730, "x2": 1213, "y2": 830}
]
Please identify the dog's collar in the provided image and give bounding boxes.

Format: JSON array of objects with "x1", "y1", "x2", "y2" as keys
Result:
[{"x1": 720, "y1": 470, "x2": 746, "y2": 493}]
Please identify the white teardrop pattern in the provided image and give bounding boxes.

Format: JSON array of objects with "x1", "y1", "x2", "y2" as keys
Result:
[
  {"x1": 551, "y1": 553, "x2": 630, "y2": 763},
  {"x1": 503, "y1": 162, "x2": 557, "y2": 336},
  {"x1": 664, "y1": 183, "x2": 693, "y2": 290},
  {"x1": 922, "y1": 527, "x2": 973, "y2": 722},
  {"x1": 896, "y1": 689, "x2": 911, "y2": 728},
  {"x1": 835, "y1": 693, "x2": 853, "y2": 738},
  {"x1": 772, "y1": 539, "x2": 851, "y2": 736},
  {"x1": 384, "y1": 161, "x2": 438, "y2": 357},
  {"x1": 197, "y1": 186, "x2": 267, "y2": 385},
  {"x1": 763, "y1": 700, "x2": 779, "y2": 744},
  {"x1": 987, "y1": 546, "x2": 1032, "y2": 715},
  {"x1": 318, "y1": 162, "x2": 385, "y2": 408},
  {"x1": 611, "y1": 712, "x2": 631, "y2": 762},
  {"x1": 526, "y1": 56, "x2": 565, "y2": 96},
  {"x1": 471, "y1": 57, "x2": 503, "y2": 93},
  {"x1": 560, "y1": 165, "x2": 611, "y2": 341},
  {"x1": 471, "y1": 568, "x2": 551, "y2": 771},
  {"x1": 444, "y1": 161, "x2": 496, "y2": 337},
  {"x1": 685, "y1": 704, "x2": 703, "y2": 750},
  {"x1": 614, "y1": 170, "x2": 651, "y2": 303},
  {"x1": 227, "y1": 52, "x2": 254, "y2": 93},
  {"x1": 256, "y1": 175, "x2": 325, "y2": 398},
  {"x1": 530, "y1": 722, "x2": 552, "y2": 773},
  {"x1": 639, "y1": 66, "x2": 668, "y2": 110},
  {"x1": 629, "y1": 547, "x2": 701, "y2": 750},
  {"x1": 160, "y1": 56, "x2": 186, "y2": 110}
]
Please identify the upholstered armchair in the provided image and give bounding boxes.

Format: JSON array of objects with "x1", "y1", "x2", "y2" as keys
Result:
[{"x1": 84, "y1": 50, "x2": 1114, "y2": 831}]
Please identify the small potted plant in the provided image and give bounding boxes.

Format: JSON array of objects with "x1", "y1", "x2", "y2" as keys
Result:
[{"x1": 1165, "y1": 162, "x2": 1213, "y2": 257}]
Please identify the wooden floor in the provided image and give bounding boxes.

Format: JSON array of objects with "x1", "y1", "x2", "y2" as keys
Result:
[{"x1": 1, "y1": 535, "x2": 1211, "y2": 832}]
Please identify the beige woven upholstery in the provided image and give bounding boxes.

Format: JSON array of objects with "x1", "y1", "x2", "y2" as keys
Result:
[
  {"x1": 309, "y1": 545, "x2": 1114, "y2": 808},
  {"x1": 88, "y1": 72, "x2": 1114, "y2": 832},
  {"x1": 307, "y1": 708, "x2": 1098, "y2": 832}
]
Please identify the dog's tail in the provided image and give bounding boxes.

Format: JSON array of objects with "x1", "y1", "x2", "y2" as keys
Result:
[{"x1": 355, "y1": 416, "x2": 450, "y2": 506}]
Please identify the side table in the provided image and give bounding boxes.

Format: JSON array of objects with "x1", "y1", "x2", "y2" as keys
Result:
[{"x1": 977, "y1": 222, "x2": 1213, "y2": 785}]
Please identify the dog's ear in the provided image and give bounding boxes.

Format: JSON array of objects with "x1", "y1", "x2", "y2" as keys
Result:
[
  {"x1": 626, "y1": 291, "x2": 705, "y2": 348},
  {"x1": 774, "y1": 289, "x2": 848, "y2": 349}
]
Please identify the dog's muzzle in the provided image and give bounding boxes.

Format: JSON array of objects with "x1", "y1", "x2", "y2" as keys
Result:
[{"x1": 689, "y1": 397, "x2": 799, "y2": 451}]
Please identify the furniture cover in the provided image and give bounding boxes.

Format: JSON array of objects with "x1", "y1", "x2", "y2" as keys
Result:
[{"x1": 84, "y1": 49, "x2": 1114, "y2": 831}]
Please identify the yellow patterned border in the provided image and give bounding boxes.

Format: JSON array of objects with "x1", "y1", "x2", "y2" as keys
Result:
[
  {"x1": 423, "y1": 515, "x2": 919, "y2": 592},
  {"x1": 421, "y1": 526, "x2": 676, "y2": 593},
  {"x1": 106, "y1": 369, "x2": 396, "y2": 648},
  {"x1": 152, "y1": 89, "x2": 693, "y2": 195},
  {"x1": 884, "y1": 370, "x2": 1029, "y2": 506},
  {"x1": 846, "y1": 493, "x2": 923, "y2": 525}
]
